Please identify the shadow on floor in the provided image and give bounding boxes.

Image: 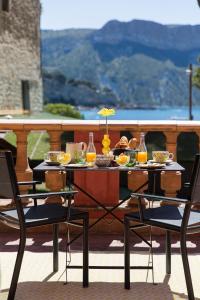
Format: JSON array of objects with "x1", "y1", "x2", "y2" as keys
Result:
[
  {"x1": 2, "y1": 280, "x2": 196, "y2": 300},
  {"x1": 0, "y1": 232, "x2": 200, "y2": 254}
]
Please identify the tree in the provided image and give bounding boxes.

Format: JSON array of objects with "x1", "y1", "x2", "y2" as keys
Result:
[
  {"x1": 44, "y1": 103, "x2": 84, "y2": 119},
  {"x1": 193, "y1": 67, "x2": 200, "y2": 89}
]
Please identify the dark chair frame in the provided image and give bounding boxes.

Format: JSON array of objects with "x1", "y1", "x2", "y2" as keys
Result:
[
  {"x1": 124, "y1": 154, "x2": 200, "y2": 300},
  {"x1": 17, "y1": 180, "x2": 42, "y2": 206},
  {"x1": 0, "y1": 151, "x2": 89, "y2": 300}
]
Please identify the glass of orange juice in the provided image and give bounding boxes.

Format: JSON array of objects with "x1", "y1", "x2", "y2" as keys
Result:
[
  {"x1": 86, "y1": 152, "x2": 96, "y2": 166},
  {"x1": 137, "y1": 151, "x2": 147, "y2": 164}
]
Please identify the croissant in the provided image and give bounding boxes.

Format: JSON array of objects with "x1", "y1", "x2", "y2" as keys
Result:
[
  {"x1": 115, "y1": 136, "x2": 129, "y2": 149},
  {"x1": 120, "y1": 136, "x2": 128, "y2": 144},
  {"x1": 114, "y1": 142, "x2": 127, "y2": 149},
  {"x1": 114, "y1": 141, "x2": 121, "y2": 148},
  {"x1": 128, "y1": 138, "x2": 137, "y2": 149}
]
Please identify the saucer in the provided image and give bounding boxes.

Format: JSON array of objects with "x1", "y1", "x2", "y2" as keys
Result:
[
  {"x1": 149, "y1": 159, "x2": 173, "y2": 165},
  {"x1": 64, "y1": 163, "x2": 88, "y2": 168},
  {"x1": 138, "y1": 163, "x2": 165, "y2": 169},
  {"x1": 45, "y1": 160, "x2": 60, "y2": 166}
]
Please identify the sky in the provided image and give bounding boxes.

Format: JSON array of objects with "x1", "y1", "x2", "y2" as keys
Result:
[{"x1": 41, "y1": 0, "x2": 200, "y2": 30}]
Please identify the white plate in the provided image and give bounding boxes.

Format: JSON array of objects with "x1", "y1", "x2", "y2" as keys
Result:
[
  {"x1": 64, "y1": 163, "x2": 88, "y2": 168},
  {"x1": 138, "y1": 163, "x2": 165, "y2": 169},
  {"x1": 149, "y1": 159, "x2": 173, "y2": 165}
]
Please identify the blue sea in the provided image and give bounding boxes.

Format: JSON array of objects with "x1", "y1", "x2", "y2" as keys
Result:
[{"x1": 82, "y1": 107, "x2": 200, "y2": 120}]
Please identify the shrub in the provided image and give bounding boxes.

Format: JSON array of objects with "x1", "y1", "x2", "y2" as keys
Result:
[{"x1": 44, "y1": 103, "x2": 84, "y2": 119}]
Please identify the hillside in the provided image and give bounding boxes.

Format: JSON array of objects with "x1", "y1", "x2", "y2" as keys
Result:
[{"x1": 41, "y1": 20, "x2": 200, "y2": 108}]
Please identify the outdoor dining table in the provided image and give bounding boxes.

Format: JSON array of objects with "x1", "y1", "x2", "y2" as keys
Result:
[
  {"x1": 33, "y1": 161, "x2": 185, "y2": 272},
  {"x1": 34, "y1": 161, "x2": 185, "y2": 207}
]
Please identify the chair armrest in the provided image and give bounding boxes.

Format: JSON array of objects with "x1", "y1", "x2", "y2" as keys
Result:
[
  {"x1": 18, "y1": 180, "x2": 42, "y2": 186},
  {"x1": 184, "y1": 182, "x2": 191, "y2": 188},
  {"x1": 18, "y1": 190, "x2": 78, "y2": 199},
  {"x1": 131, "y1": 192, "x2": 189, "y2": 204},
  {"x1": 18, "y1": 181, "x2": 43, "y2": 206}
]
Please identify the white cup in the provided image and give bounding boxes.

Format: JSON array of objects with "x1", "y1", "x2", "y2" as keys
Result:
[{"x1": 152, "y1": 151, "x2": 174, "y2": 163}]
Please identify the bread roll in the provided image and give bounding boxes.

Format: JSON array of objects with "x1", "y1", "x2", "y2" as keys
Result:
[
  {"x1": 115, "y1": 136, "x2": 129, "y2": 149},
  {"x1": 128, "y1": 138, "x2": 137, "y2": 149},
  {"x1": 120, "y1": 136, "x2": 128, "y2": 144}
]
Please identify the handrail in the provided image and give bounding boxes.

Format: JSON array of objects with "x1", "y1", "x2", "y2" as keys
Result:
[{"x1": 0, "y1": 119, "x2": 199, "y2": 197}]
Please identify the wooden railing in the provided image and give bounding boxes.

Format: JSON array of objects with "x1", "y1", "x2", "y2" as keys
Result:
[
  {"x1": 0, "y1": 119, "x2": 200, "y2": 233},
  {"x1": 0, "y1": 119, "x2": 200, "y2": 205}
]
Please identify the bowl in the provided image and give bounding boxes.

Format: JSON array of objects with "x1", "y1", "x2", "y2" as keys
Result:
[
  {"x1": 112, "y1": 148, "x2": 129, "y2": 156},
  {"x1": 95, "y1": 155, "x2": 112, "y2": 168},
  {"x1": 115, "y1": 153, "x2": 130, "y2": 167}
]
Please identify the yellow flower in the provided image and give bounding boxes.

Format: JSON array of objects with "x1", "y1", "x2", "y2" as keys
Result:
[
  {"x1": 97, "y1": 107, "x2": 116, "y2": 117},
  {"x1": 97, "y1": 107, "x2": 116, "y2": 135}
]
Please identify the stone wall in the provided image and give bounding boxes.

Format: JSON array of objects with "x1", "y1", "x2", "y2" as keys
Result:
[{"x1": 0, "y1": 0, "x2": 43, "y2": 114}]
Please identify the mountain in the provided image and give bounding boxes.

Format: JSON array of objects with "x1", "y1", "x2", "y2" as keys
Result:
[
  {"x1": 41, "y1": 20, "x2": 200, "y2": 108},
  {"x1": 91, "y1": 20, "x2": 200, "y2": 51}
]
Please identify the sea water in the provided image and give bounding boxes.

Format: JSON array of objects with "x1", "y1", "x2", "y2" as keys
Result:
[{"x1": 82, "y1": 107, "x2": 200, "y2": 120}]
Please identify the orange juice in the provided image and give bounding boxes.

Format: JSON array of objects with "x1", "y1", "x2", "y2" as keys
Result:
[
  {"x1": 137, "y1": 151, "x2": 147, "y2": 163},
  {"x1": 86, "y1": 152, "x2": 96, "y2": 163}
]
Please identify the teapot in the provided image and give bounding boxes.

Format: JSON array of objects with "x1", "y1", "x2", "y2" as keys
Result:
[{"x1": 66, "y1": 142, "x2": 87, "y2": 163}]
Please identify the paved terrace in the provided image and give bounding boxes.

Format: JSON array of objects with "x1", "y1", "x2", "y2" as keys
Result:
[{"x1": 1, "y1": 232, "x2": 200, "y2": 300}]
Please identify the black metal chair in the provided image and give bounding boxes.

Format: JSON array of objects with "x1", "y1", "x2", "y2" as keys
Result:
[
  {"x1": 0, "y1": 151, "x2": 89, "y2": 300},
  {"x1": 124, "y1": 154, "x2": 200, "y2": 300}
]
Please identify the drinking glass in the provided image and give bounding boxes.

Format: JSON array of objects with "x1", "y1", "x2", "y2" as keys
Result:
[
  {"x1": 58, "y1": 152, "x2": 71, "y2": 165},
  {"x1": 137, "y1": 151, "x2": 147, "y2": 164},
  {"x1": 77, "y1": 150, "x2": 86, "y2": 164},
  {"x1": 86, "y1": 152, "x2": 96, "y2": 166}
]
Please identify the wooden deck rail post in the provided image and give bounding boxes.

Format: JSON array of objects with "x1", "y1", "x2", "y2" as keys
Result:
[
  {"x1": 48, "y1": 130, "x2": 62, "y2": 151},
  {"x1": 164, "y1": 132, "x2": 178, "y2": 161},
  {"x1": 161, "y1": 131, "x2": 181, "y2": 205},
  {"x1": 15, "y1": 130, "x2": 33, "y2": 201},
  {"x1": 160, "y1": 171, "x2": 182, "y2": 206},
  {"x1": 45, "y1": 130, "x2": 65, "y2": 203}
]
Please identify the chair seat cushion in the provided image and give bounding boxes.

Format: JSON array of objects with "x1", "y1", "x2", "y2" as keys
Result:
[
  {"x1": 0, "y1": 204, "x2": 87, "y2": 228},
  {"x1": 126, "y1": 205, "x2": 200, "y2": 231}
]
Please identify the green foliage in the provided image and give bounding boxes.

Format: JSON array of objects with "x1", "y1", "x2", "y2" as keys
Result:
[
  {"x1": 5, "y1": 132, "x2": 16, "y2": 147},
  {"x1": 44, "y1": 103, "x2": 84, "y2": 119},
  {"x1": 27, "y1": 132, "x2": 50, "y2": 160},
  {"x1": 193, "y1": 68, "x2": 200, "y2": 89},
  {"x1": 5, "y1": 131, "x2": 50, "y2": 160}
]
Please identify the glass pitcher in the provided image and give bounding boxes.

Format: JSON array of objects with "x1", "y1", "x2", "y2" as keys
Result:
[{"x1": 66, "y1": 142, "x2": 87, "y2": 163}]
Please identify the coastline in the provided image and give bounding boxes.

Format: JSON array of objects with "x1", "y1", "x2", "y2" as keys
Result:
[{"x1": 81, "y1": 106, "x2": 200, "y2": 121}]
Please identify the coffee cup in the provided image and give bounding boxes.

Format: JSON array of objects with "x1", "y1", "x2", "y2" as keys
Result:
[
  {"x1": 152, "y1": 151, "x2": 174, "y2": 163},
  {"x1": 44, "y1": 151, "x2": 61, "y2": 162}
]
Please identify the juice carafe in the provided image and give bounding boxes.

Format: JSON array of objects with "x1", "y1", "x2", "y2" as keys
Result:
[
  {"x1": 86, "y1": 132, "x2": 96, "y2": 166},
  {"x1": 137, "y1": 132, "x2": 147, "y2": 163}
]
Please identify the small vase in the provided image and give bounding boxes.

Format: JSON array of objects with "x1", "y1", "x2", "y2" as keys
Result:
[{"x1": 102, "y1": 134, "x2": 111, "y2": 155}]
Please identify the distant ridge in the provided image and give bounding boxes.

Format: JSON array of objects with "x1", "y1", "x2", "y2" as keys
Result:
[
  {"x1": 41, "y1": 19, "x2": 200, "y2": 108},
  {"x1": 91, "y1": 19, "x2": 200, "y2": 50}
]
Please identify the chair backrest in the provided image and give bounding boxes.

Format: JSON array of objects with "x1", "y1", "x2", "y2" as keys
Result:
[
  {"x1": 0, "y1": 151, "x2": 24, "y2": 224},
  {"x1": 0, "y1": 151, "x2": 19, "y2": 199},
  {"x1": 190, "y1": 154, "x2": 200, "y2": 204},
  {"x1": 179, "y1": 154, "x2": 200, "y2": 231}
]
